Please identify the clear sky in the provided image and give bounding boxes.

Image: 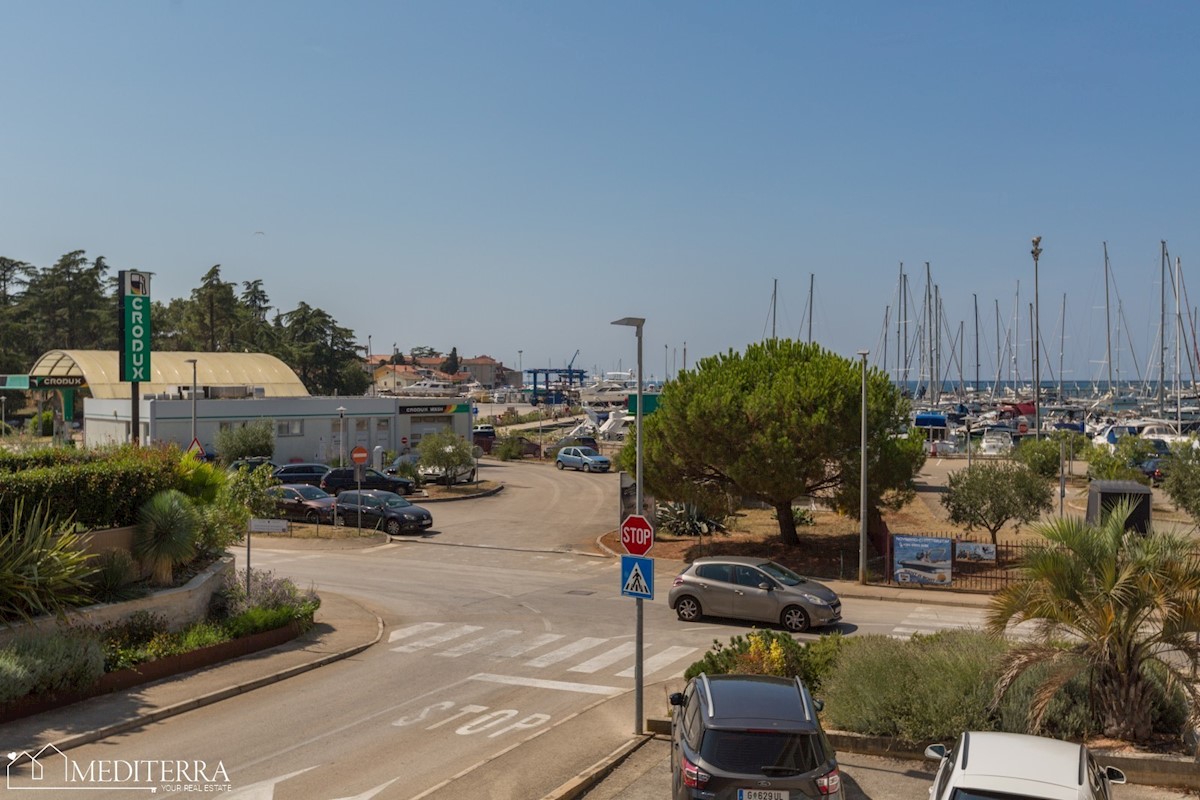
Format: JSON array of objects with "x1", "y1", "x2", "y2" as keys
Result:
[{"x1": 5, "y1": 2, "x2": 1199, "y2": 389}]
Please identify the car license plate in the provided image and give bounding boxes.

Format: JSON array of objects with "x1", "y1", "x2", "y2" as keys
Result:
[{"x1": 738, "y1": 790, "x2": 786, "y2": 800}]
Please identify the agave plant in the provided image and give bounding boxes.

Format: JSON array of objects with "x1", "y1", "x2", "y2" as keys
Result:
[
  {"x1": 133, "y1": 490, "x2": 199, "y2": 586},
  {"x1": 0, "y1": 500, "x2": 95, "y2": 622}
]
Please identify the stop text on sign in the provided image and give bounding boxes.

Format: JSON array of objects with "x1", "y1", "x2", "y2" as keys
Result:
[{"x1": 620, "y1": 514, "x2": 654, "y2": 556}]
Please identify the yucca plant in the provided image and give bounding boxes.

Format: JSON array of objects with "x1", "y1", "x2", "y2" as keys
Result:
[
  {"x1": 0, "y1": 500, "x2": 95, "y2": 623},
  {"x1": 133, "y1": 490, "x2": 199, "y2": 586}
]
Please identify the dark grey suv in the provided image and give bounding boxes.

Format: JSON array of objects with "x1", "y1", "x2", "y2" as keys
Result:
[{"x1": 669, "y1": 673, "x2": 842, "y2": 799}]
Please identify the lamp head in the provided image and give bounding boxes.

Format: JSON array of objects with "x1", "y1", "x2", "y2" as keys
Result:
[{"x1": 611, "y1": 317, "x2": 646, "y2": 331}]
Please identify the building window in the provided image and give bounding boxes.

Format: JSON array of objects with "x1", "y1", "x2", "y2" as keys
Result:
[{"x1": 277, "y1": 419, "x2": 303, "y2": 437}]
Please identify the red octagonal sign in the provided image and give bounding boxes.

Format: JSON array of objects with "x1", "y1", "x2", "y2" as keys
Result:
[{"x1": 620, "y1": 514, "x2": 654, "y2": 556}]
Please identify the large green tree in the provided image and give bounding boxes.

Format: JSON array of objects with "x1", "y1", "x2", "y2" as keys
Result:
[
  {"x1": 622, "y1": 339, "x2": 924, "y2": 546},
  {"x1": 988, "y1": 509, "x2": 1200, "y2": 742},
  {"x1": 941, "y1": 461, "x2": 1053, "y2": 545}
]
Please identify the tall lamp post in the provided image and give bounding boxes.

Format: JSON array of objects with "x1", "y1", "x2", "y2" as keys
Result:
[
  {"x1": 1, "y1": 395, "x2": 6, "y2": 436},
  {"x1": 185, "y1": 359, "x2": 198, "y2": 444},
  {"x1": 612, "y1": 315, "x2": 645, "y2": 735},
  {"x1": 858, "y1": 350, "x2": 870, "y2": 585},
  {"x1": 337, "y1": 406, "x2": 346, "y2": 466},
  {"x1": 1031, "y1": 236, "x2": 1042, "y2": 440}
]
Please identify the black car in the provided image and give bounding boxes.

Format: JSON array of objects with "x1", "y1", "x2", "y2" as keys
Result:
[
  {"x1": 320, "y1": 467, "x2": 415, "y2": 496},
  {"x1": 670, "y1": 673, "x2": 842, "y2": 799},
  {"x1": 546, "y1": 435, "x2": 599, "y2": 458},
  {"x1": 272, "y1": 463, "x2": 331, "y2": 487},
  {"x1": 269, "y1": 484, "x2": 337, "y2": 523},
  {"x1": 334, "y1": 490, "x2": 432, "y2": 535}
]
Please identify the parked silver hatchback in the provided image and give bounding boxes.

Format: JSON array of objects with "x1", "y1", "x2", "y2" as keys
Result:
[{"x1": 668, "y1": 557, "x2": 842, "y2": 633}]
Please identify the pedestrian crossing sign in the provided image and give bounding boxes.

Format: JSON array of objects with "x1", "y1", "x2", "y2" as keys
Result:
[{"x1": 620, "y1": 554, "x2": 654, "y2": 600}]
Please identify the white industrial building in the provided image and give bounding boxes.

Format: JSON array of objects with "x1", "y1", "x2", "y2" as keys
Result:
[{"x1": 28, "y1": 350, "x2": 471, "y2": 466}]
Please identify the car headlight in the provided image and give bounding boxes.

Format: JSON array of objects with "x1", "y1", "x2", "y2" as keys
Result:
[
  {"x1": 800, "y1": 592, "x2": 829, "y2": 606},
  {"x1": 401, "y1": 513, "x2": 417, "y2": 521}
]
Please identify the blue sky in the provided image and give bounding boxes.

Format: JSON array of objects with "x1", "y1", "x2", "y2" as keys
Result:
[{"x1": 5, "y1": 2, "x2": 1199, "y2": 388}]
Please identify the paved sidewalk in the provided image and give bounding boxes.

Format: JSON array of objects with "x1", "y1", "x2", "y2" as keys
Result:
[{"x1": 0, "y1": 592, "x2": 383, "y2": 753}]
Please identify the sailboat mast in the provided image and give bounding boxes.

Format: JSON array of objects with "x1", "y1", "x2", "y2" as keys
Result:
[
  {"x1": 1176, "y1": 257, "x2": 1183, "y2": 429},
  {"x1": 807, "y1": 274, "x2": 814, "y2": 344},
  {"x1": 1104, "y1": 243, "x2": 1113, "y2": 396},
  {"x1": 771, "y1": 278, "x2": 777, "y2": 339},
  {"x1": 1160, "y1": 242, "x2": 1167, "y2": 414},
  {"x1": 973, "y1": 294, "x2": 980, "y2": 393},
  {"x1": 926, "y1": 262, "x2": 934, "y2": 403},
  {"x1": 897, "y1": 264, "x2": 904, "y2": 385},
  {"x1": 1058, "y1": 294, "x2": 1066, "y2": 401}
]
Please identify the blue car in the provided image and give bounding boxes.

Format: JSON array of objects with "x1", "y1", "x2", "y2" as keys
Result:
[{"x1": 555, "y1": 446, "x2": 611, "y2": 473}]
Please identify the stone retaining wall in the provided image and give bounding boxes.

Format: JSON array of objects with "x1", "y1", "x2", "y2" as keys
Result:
[{"x1": 0, "y1": 556, "x2": 235, "y2": 646}]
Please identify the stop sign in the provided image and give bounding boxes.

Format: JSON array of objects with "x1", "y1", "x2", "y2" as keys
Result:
[
  {"x1": 621, "y1": 514, "x2": 654, "y2": 556},
  {"x1": 351, "y1": 446, "x2": 369, "y2": 465}
]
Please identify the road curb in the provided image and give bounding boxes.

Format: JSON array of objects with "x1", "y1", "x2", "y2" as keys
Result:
[
  {"x1": 418, "y1": 482, "x2": 505, "y2": 502},
  {"x1": 540, "y1": 734, "x2": 655, "y2": 800},
  {"x1": 28, "y1": 594, "x2": 385, "y2": 756}
]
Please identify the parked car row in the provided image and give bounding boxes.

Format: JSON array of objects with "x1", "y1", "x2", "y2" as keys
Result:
[
  {"x1": 268, "y1": 484, "x2": 433, "y2": 536},
  {"x1": 670, "y1": 671, "x2": 1127, "y2": 800}
]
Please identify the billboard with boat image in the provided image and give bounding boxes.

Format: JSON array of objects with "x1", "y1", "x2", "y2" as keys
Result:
[{"x1": 892, "y1": 535, "x2": 953, "y2": 586}]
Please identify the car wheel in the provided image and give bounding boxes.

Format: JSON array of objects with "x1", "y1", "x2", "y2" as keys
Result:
[
  {"x1": 334, "y1": 514, "x2": 346, "y2": 527},
  {"x1": 782, "y1": 605, "x2": 810, "y2": 633},
  {"x1": 386, "y1": 519, "x2": 402, "y2": 536},
  {"x1": 583, "y1": 462, "x2": 591, "y2": 473},
  {"x1": 556, "y1": 460, "x2": 564, "y2": 470},
  {"x1": 674, "y1": 596, "x2": 702, "y2": 622},
  {"x1": 304, "y1": 510, "x2": 320, "y2": 524}
]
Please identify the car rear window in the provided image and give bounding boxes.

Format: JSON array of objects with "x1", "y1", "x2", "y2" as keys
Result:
[{"x1": 699, "y1": 730, "x2": 826, "y2": 774}]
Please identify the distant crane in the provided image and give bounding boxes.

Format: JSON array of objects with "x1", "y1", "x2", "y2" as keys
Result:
[{"x1": 567, "y1": 349, "x2": 580, "y2": 372}]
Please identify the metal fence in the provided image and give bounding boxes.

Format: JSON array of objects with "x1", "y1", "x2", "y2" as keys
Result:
[{"x1": 884, "y1": 532, "x2": 1037, "y2": 593}]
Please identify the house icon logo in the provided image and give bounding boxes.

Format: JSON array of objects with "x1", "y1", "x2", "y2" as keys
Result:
[{"x1": 7, "y1": 744, "x2": 70, "y2": 786}]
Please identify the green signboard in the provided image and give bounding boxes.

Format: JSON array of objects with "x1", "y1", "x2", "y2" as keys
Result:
[
  {"x1": 29, "y1": 376, "x2": 85, "y2": 388},
  {"x1": 627, "y1": 393, "x2": 660, "y2": 415},
  {"x1": 118, "y1": 271, "x2": 151, "y2": 382}
]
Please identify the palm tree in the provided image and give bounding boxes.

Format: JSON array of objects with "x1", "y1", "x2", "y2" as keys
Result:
[
  {"x1": 133, "y1": 490, "x2": 199, "y2": 586},
  {"x1": 987, "y1": 506, "x2": 1200, "y2": 742}
]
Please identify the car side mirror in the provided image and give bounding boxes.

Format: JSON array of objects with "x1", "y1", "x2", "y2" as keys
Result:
[
  {"x1": 758, "y1": 582, "x2": 772, "y2": 591},
  {"x1": 812, "y1": 698, "x2": 824, "y2": 712},
  {"x1": 1104, "y1": 766, "x2": 1126, "y2": 785},
  {"x1": 923, "y1": 744, "x2": 947, "y2": 760},
  {"x1": 668, "y1": 692, "x2": 684, "y2": 706}
]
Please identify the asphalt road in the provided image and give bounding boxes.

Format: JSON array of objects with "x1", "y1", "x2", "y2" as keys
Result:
[{"x1": 36, "y1": 459, "x2": 1026, "y2": 799}]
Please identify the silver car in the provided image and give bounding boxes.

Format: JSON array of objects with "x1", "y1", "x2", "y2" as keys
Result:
[{"x1": 668, "y1": 557, "x2": 842, "y2": 633}]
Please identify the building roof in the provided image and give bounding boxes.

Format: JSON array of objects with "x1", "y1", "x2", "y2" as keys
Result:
[{"x1": 28, "y1": 350, "x2": 309, "y2": 399}]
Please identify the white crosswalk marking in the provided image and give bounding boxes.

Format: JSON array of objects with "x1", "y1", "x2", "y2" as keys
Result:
[
  {"x1": 568, "y1": 642, "x2": 637, "y2": 673},
  {"x1": 524, "y1": 637, "x2": 608, "y2": 667},
  {"x1": 436, "y1": 629, "x2": 522, "y2": 657},
  {"x1": 385, "y1": 623, "x2": 701, "y2": 679},
  {"x1": 617, "y1": 646, "x2": 697, "y2": 678},
  {"x1": 391, "y1": 624, "x2": 483, "y2": 653},
  {"x1": 891, "y1": 606, "x2": 985, "y2": 640},
  {"x1": 387, "y1": 622, "x2": 444, "y2": 644},
  {"x1": 492, "y1": 633, "x2": 565, "y2": 658}
]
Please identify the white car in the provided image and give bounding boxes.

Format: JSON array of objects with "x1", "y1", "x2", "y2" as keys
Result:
[{"x1": 925, "y1": 731, "x2": 1125, "y2": 800}]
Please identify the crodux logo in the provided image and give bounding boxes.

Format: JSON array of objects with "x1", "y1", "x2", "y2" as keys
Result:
[{"x1": 6, "y1": 745, "x2": 230, "y2": 793}]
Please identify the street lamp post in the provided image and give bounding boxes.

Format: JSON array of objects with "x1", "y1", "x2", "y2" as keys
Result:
[
  {"x1": 337, "y1": 406, "x2": 347, "y2": 466},
  {"x1": 858, "y1": 350, "x2": 869, "y2": 585},
  {"x1": 368, "y1": 335, "x2": 374, "y2": 396},
  {"x1": 1031, "y1": 236, "x2": 1042, "y2": 440},
  {"x1": 185, "y1": 359, "x2": 198, "y2": 445},
  {"x1": 518, "y1": 350, "x2": 523, "y2": 387},
  {"x1": 612, "y1": 316, "x2": 646, "y2": 736},
  {"x1": 1, "y1": 395, "x2": 6, "y2": 435}
]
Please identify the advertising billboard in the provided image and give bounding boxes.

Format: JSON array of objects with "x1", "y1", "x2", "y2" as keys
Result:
[
  {"x1": 118, "y1": 270, "x2": 151, "y2": 382},
  {"x1": 892, "y1": 534, "x2": 953, "y2": 586}
]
